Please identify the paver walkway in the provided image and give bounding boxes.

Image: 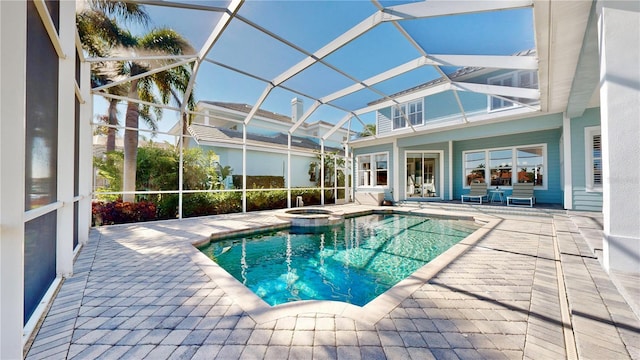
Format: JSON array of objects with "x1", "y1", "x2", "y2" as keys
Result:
[{"x1": 25, "y1": 205, "x2": 639, "y2": 359}]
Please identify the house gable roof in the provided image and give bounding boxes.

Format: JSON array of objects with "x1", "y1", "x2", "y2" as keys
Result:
[
  {"x1": 200, "y1": 101, "x2": 292, "y2": 124},
  {"x1": 188, "y1": 123, "x2": 342, "y2": 154}
]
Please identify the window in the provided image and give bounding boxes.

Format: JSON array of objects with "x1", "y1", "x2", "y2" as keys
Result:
[
  {"x1": 516, "y1": 146, "x2": 544, "y2": 185},
  {"x1": 489, "y1": 149, "x2": 512, "y2": 186},
  {"x1": 488, "y1": 70, "x2": 538, "y2": 111},
  {"x1": 464, "y1": 151, "x2": 486, "y2": 186},
  {"x1": 392, "y1": 100, "x2": 423, "y2": 130},
  {"x1": 357, "y1": 152, "x2": 388, "y2": 188},
  {"x1": 463, "y1": 144, "x2": 546, "y2": 188},
  {"x1": 488, "y1": 74, "x2": 514, "y2": 110},
  {"x1": 585, "y1": 126, "x2": 602, "y2": 191}
]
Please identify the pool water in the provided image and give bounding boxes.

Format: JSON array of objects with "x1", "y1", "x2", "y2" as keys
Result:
[{"x1": 198, "y1": 213, "x2": 479, "y2": 306}]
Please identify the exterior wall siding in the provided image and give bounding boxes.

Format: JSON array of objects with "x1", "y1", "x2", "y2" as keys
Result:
[
  {"x1": 358, "y1": 113, "x2": 565, "y2": 204},
  {"x1": 457, "y1": 91, "x2": 489, "y2": 114},
  {"x1": 377, "y1": 108, "x2": 392, "y2": 134},
  {"x1": 200, "y1": 145, "x2": 316, "y2": 188},
  {"x1": 570, "y1": 107, "x2": 602, "y2": 211},
  {"x1": 453, "y1": 128, "x2": 563, "y2": 204},
  {"x1": 376, "y1": 68, "x2": 539, "y2": 136},
  {"x1": 424, "y1": 91, "x2": 460, "y2": 121}
]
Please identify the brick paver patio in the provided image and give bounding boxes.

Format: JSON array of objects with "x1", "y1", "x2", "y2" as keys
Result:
[{"x1": 25, "y1": 205, "x2": 639, "y2": 359}]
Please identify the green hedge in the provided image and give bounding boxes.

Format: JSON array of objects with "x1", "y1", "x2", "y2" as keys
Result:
[
  {"x1": 232, "y1": 175, "x2": 284, "y2": 189},
  {"x1": 92, "y1": 189, "x2": 338, "y2": 225}
]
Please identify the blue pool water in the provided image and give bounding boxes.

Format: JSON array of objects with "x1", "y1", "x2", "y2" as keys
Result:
[{"x1": 198, "y1": 213, "x2": 479, "y2": 306}]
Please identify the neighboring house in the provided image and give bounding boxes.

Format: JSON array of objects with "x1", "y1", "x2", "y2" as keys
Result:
[
  {"x1": 351, "y1": 49, "x2": 603, "y2": 212},
  {"x1": 172, "y1": 98, "x2": 349, "y2": 188}
]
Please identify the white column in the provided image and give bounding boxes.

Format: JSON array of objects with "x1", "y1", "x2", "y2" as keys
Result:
[
  {"x1": 56, "y1": 0, "x2": 76, "y2": 277},
  {"x1": 598, "y1": 1, "x2": 640, "y2": 273},
  {"x1": 287, "y1": 133, "x2": 291, "y2": 208},
  {"x1": 393, "y1": 139, "x2": 400, "y2": 202},
  {"x1": 448, "y1": 140, "x2": 453, "y2": 200},
  {"x1": 178, "y1": 117, "x2": 184, "y2": 219},
  {"x1": 242, "y1": 124, "x2": 247, "y2": 213},
  {"x1": 562, "y1": 113, "x2": 573, "y2": 210},
  {"x1": 78, "y1": 62, "x2": 92, "y2": 244},
  {"x1": 320, "y1": 140, "x2": 325, "y2": 205},
  {"x1": 344, "y1": 143, "x2": 351, "y2": 202},
  {"x1": 0, "y1": 2, "x2": 27, "y2": 358}
]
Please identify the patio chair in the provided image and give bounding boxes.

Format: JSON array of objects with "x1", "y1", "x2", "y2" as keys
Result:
[
  {"x1": 461, "y1": 182, "x2": 488, "y2": 204},
  {"x1": 506, "y1": 182, "x2": 536, "y2": 207}
]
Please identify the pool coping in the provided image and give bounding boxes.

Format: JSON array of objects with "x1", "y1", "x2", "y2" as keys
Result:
[{"x1": 189, "y1": 207, "x2": 499, "y2": 325}]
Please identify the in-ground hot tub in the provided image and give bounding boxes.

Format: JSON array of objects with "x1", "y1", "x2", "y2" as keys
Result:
[{"x1": 276, "y1": 208, "x2": 344, "y2": 227}]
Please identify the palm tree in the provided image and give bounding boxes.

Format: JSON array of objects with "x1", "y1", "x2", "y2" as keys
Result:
[
  {"x1": 359, "y1": 123, "x2": 377, "y2": 137},
  {"x1": 119, "y1": 29, "x2": 194, "y2": 202},
  {"x1": 78, "y1": 2, "x2": 194, "y2": 202},
  {"x1": 77, "y1": 1, "x2": 149, "y2": 152}
]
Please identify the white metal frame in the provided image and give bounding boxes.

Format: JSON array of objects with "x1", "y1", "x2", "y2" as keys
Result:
[{"x1": 82, "y1": 0, "x2": 542, "y2": 210}]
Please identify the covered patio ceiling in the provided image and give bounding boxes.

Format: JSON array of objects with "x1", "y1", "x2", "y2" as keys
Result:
[{"x1": 88, "y1": 0, "x2": 597, "y2": 142}]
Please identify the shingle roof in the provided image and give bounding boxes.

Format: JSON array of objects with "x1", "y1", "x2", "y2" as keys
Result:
[
  {"x1": 188, "y1": 123, "x2": 342, "y2": 153},
  {"x1": 200, "y1": 101, "x2": 292, "y2": 123},
  {"x1": 198, "y1": 101, "x2": 338, "y2": 129}
]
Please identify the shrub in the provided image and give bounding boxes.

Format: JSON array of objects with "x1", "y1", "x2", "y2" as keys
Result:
[
  {"x1": 92, "y1": 199, "x2": 157, "y2": 226},
  {"x1": 232, "y1": 175, "x2": 284, "y2": 189},
  {"x1": 182, "y1": 192, "x2": 242, "y2": 218},
  {"x1": 157, "y1": 194, "x2": 179, "y2": 220},
  {"x1": 291, "y1": 189, "x2": 322, "y2": 206},
  {"x1": 247, "y1": 189, "x2": 287, "y2": 211},
  {"x1": 92, "y1": 187, "x2": 337, "y2": 226}
]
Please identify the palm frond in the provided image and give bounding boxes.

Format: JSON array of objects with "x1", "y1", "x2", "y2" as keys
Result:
[
  {"x1": 139, "y1": 28, "x2": 195, "y2": 56},
  {"x1": 87, "y1": 0, "x2": 150, "y2": 26}
]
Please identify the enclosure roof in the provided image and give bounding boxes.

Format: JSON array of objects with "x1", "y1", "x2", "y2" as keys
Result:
[{"x1": 88, "y1": 0, "x2": 597, "y2": 142}]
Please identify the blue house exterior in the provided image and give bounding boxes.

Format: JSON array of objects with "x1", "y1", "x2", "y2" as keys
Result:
[{"x1": 351, "y1": 65, "x2": 602, "y2": 212}]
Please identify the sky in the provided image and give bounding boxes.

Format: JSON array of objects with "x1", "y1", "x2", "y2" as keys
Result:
[{"x1": 92, "y1": 0, "x2": 534, "y2": 142}]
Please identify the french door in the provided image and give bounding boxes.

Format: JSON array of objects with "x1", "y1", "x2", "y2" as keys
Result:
[{"x1": 406, "y1": 152, "x2": 439, "y2": 199}]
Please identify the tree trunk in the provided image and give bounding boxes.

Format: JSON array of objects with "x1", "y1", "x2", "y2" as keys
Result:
[
  {"x1": 123, "y1": 79, "x2": 139, "y2": 202},
  {"x1": 181, "y1": 112, "x2": 189, "y2": 149},
  {"x1": 106, "y1": 98, "x2": 118, "y2": 152}
]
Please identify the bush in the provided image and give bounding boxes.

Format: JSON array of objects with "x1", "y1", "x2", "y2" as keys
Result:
[
  {"x1": 247, "y1": 189, "x2": 287, "y2": 211},
  {"x1": 156, "y1": 192, "x2": 243, "y2": 219},
  {"x1": 182, "y1": 192, "x2": 242, "y2": 218},
  {"x1": 157, "y1": 194, "x2": 179, "y2": 220},
  {"x1": 92, "y1": 199, "x2": 157, "y2": 226},
  {"x1": 92, "y1": 188, "x2": 337, "y2": 226},
  {"x1": 232, "y1": 175, "x2": 284, "y2": 189}
]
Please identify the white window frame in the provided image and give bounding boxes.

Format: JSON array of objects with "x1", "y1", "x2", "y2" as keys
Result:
[
  {"x1": 356, "y1": 152, "x2": 389, "y2": 189},
  {"x1": 462, "y1": 143, "x2": 547, "y2": 190},
  {"x1": 487, "y1": 70, "x2": 538, "y2": 112},
  {"x1": 584, "y1": 126, "x2": 602, "y2": 192},
  {"x1": 392, "y1": 99, "x2": 423, "y2": 130}
]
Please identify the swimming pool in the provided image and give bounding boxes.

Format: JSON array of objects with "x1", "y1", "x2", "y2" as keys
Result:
[{"x1": 198, "y1": 213, "x2": 480, "y2": 306}]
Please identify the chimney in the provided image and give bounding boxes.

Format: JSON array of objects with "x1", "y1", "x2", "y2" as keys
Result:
[{"x1": 291, "y1": 97, "x2": 303, "y2": 123}]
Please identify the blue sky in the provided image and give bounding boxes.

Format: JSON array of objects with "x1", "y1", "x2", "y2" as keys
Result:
[{"x1": 93, "y1": 0, "x2": 534, "y2": 139}]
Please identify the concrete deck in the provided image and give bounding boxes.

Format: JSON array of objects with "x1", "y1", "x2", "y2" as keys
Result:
[{"x1": 25, "y1": 204, "x2": 639, "y2": 359}]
